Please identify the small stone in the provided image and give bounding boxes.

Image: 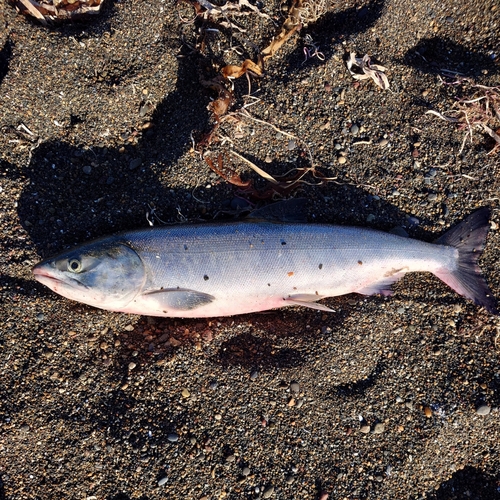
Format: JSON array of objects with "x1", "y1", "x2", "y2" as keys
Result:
[
  {"x1": 360, "y1": 425, "x2": 371, "y2": 434},
  {"x1": 290, "y1": 381, "x2": 300, "y2": 393},
  {"x1": 129, "y1": 158, "x2": 142, "y2": 170},
  {"x1": 128, "y1": 362, "x2": 136, "y2": 371},
  {"x1": 396, "y1": 396, "x2": 403, "y2": 403},
  {"x1": 169, "y1": 337, "x2": 181, "y2": 347},
  {"x1": 379, "y1": 138, "x2": 389, "y2": 147},
  {"x1": 287, "y1": 139, "x2": 296, "y2": 150},
  {"x1": 428, "y1": 193, "x2": 438, "y2": 201},
  {"x1": 424, "y1": 406, "x2": 432, "y2": 418},
  {"x1": 262, "y1": 486, "x2": 275, "y2": 498},
  {"x1": 373, "y1": 423, "x2": 385, "y2": 434},
  {"x1": 285, "y1": 474, "x2": 295, "y2": 484},
  {"x1": 181, "y1": 388, "x2": 190, "y2": 398},
  {"x1": 242, "y1": 467, "x2": 251, "y2": 476},
  {"x1": 250, "y1": 369, "x2": 259, "y2": 381},
  {"x1": 476, "y1": 405, "x2": 491, "y2": 416},
  {"x1": 167, "y1": 433, "x2": 179, "y2": 442},
  {"x1": 334, "y1": 143, "x2": 342, "y2": 150},
  {"x1": 36, "y1": 313, "x2": 45, "y2": 321},
  {"x1": 209, "y1": 380, "x2": 218, "y2": 389},
  {"x1": 158, "y1": 476, "x2": 168, "y2": 486},
  {"x1": 214, "y1": 414, "x2": 222, "y2": 421},
  {"x1": 226, "y1": 454, "x2": 236, "y2": 463},
  {"x1": 350, "y1": 124, "x2": 359, "y2": 135},
  {"x1": 82, "y1": 165, "x2": 92, "y2": 175},
  {"x1": 124, "y1": 324, "x2": 135, "y2": 331},
  {"x1": 337, "y1": 156, "x2": 347, "y2": 164}
]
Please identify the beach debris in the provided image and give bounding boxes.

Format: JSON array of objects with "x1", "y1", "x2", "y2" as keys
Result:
[
  {"x1": 346, "y1": 52, "x2": 390, "y2": 90},
  {"x1": 426, "y1": 79, "x2": 500, "y2": 154},
  {"x1": 9, "y1": 0, "x2": 104, "y2": 24}
]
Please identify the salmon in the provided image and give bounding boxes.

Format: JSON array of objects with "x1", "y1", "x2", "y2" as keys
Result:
[{"x1": 32, "y1": 201, "x2": 498, "y2": 317}]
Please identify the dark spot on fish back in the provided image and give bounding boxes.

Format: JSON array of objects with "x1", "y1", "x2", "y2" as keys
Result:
[
  {"x1": 204, "y1": 275, "x2": 209, "y2": 281},
  {"x1": 184, "y1": 244, "x2": 188, "y2": 251},
  {"x1": 287, "y1": 272, "x2": 294, "y2": 277},
  {"x1": 318, "y1": 263, "x2": 323, "y2": 270},
  {"x1": 358, "y1": 260, "x2": 363, "y2": 265},
  {"x1": 281, "y1": 240, "x2": 287, "y2": 245}
]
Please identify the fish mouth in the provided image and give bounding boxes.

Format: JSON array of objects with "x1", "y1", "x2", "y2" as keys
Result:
[{"x1": 33, "y1": 265, "x2": 89, "y2": 290}]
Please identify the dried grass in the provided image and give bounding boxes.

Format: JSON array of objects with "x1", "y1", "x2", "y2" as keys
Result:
[{"x1": 427, "y1": 78, "x2": 500, "y2": 155}]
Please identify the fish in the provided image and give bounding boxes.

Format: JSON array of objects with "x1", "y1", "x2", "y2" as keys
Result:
[{"x1": 32, "y1": 200, "x2": 498, "y2": 317}]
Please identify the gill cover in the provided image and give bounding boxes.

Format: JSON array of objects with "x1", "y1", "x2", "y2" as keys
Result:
[{"x1": 33, "y1": 239, "x2": 146, "y2": 310}]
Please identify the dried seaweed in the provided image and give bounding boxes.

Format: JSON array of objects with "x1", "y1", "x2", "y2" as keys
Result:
[
  {"x1": 427, "y1": 79, "x2": 500, "y2": 155},
  {"x1": 346, "y1": 52, "x2": 390, "y2": 90},
  {"x1": 9, "y1": 0, "x2": 104, "y2": 24}
]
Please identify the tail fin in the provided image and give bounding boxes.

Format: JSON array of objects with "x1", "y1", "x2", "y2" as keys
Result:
[{"x1": 434, "y1": 207, "x2": 498, "y2": 315}]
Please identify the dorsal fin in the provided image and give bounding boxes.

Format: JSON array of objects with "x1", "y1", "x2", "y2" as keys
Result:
[{"x1": 246, "y1": 199, "x2": 308, "y2": 223}]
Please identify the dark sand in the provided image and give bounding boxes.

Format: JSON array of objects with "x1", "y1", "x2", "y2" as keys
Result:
[{"x1": 1, "y1": 0, "x2": 499, "y2": 498}]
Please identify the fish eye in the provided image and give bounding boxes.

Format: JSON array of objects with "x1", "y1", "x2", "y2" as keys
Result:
[{"x1": 68, "y1": 258, "x2": 82, "y2": 273}]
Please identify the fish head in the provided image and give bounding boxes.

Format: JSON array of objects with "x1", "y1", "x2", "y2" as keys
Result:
[{"x1": 33, "y1": 239, "x2": 146, "y2": 310}]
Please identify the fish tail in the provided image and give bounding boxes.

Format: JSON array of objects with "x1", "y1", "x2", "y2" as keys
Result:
[{"x1": 433, "y1": 207, "x2": 498, "y2": 315}]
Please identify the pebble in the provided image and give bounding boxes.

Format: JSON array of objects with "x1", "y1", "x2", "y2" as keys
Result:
[
  {"x1": 167, "y1": 433, "x2": 179, "y2": 442},
  {"x1": 129, "y1": 158, "x2": 142, "y2": 170},
  {"x1": 334, "y1": 143, "x2": 342, "y2": 150},
  {"x1": 250, "y1": 369, "x2": 259, "y2": 381},
  {"x1": 360, "y1": 425, "x2": 371, "y2": 434},
  {"x1": 124, "y1": 324, "x2": 135, "y2": 332},
  {"x1": 285, "y1": 474, "x2": 295, "y2": 484},
  {"x1": 379, "y1": 138, "x2": 389, "y2": 147},
  {"x1": 476, "y1": 405, "x2": 491, "y2": 416},
  {"x1": 209, "y1": 380, "x2": 218, "y2": 389},
  {"x1": 373, "y1": 423, "x2": 385, "y2": 434},
  {"x1": 181, "y1": 388, "x2": 190, "y2": 398},
  {"x1": 287, "y1": 139, "x2": 296, "y2": 150},
  {"x1": 157, "y1": 476, "x2": 168, "y2": 486},
  {"x1": 350, "y1": 124, "x2": 359, "y2": 135},
  {"x1": 424, "y1": 406, "x2": 432, "y2": 418},
  {"x1": 226, "y1": 454, "x2": 236, "y2": 463},
  {"x1": 242, "y1": 467, "x2": 251, "y2": 476},
  {"x1": 82, "y1": 165, "x2": 92, "y2": 175},
  {"x1": 262, "y1": 486, "x2": 275, "y2": 498},
  {"x1": 128, "y1": 362, "x2": 136, "y2": 371},
  {"x1": 337, "y1": 156, "x2": 347, "y2": 164},
  {"x1": 290, "y1": 381, "x2": 300, "y2": 393},
  {"x1": 427, "y1": 193, "x2": 437, "y2": 201}
]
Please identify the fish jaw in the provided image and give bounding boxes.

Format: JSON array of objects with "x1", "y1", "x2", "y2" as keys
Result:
[{"x1": 33, "y1": 262, "x2": 90, "y2": 295}]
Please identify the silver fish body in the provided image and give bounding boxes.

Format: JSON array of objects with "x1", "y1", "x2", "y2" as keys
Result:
[{"x1": 33, "y1": 207, "x2": 498, "y2": 317}]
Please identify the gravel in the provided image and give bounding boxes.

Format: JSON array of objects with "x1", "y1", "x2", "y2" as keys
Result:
[{"x1": 1, "y1": 0, "x2": 499, "y2": 499}]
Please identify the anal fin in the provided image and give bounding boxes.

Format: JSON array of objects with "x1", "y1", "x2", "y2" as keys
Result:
[{"x1": 355, "y1": 270, "x2": 407, "y2": 297}]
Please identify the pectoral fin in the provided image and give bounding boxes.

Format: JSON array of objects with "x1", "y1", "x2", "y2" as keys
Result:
[
  {"x1": 284, "y1": 294, "x2": 334, "y2": 312},
  {"x1": 143, "y1": 288, "x2": 215, "y2": 311}
]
